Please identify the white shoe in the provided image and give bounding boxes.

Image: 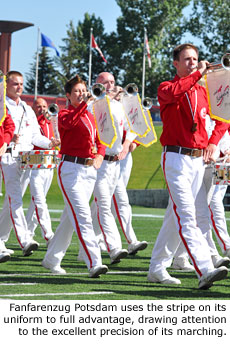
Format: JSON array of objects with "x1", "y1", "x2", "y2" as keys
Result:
[
  {"x1": 0, "y1": 252, "x2": 11, "y2": 263},
  {"x1": 110, "y1": 249, "x2": 128, "y2": 264},
  {"x1": 89, "y1": 265, "x2": 108, "y2": 278},
  {"x1": 42, "y1": 259, "x2": 66, "y2": 274},
  {"x1": 147, "y1": 270, "x2": 181, "y2": 285},
  {"x1": 23, "y1": 240, "x2": 39, "y2": 257},
  {"x1": 128, "y1": 241, "x2": 148, "y2": 255},
  {"x1": 172, "y1": 257, "x2": 195, "y2": 272},
  {"x1": 0, "y1": 241, "x2": 14, "y2": 255},
  {"x1": 212, "y1": 255, "x2": 230, "y2": 268},
  {"x1": 198, "y1": 267, "x2": 228, "y2": 290}
]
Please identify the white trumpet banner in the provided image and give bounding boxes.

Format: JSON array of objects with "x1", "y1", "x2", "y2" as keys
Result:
[
  {"x1": 134, "y1": 109, "x2": 157, "y2": 147},
  {"x1": 0, "y1": 75, "x2": 6, "y2": 127}
]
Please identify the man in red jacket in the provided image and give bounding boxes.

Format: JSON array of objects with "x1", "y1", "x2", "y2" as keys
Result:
[{"x1": 148, "y1": 43, "x2": 229, "y2": 289}]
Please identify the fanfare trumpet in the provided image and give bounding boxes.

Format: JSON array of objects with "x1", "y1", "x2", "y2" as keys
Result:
[
  {"x1": 47, "y1": 103, "x2": 60, "y2": 140},
  {"x1": 207, "y1": 52, "x2": 230, "y2": 71},
  {"x1": 142, "y1": 97, "x2": 153, "y2": 110},
  {"x1": 90, "y1": 83, "x2": 106, "y2": 99}
]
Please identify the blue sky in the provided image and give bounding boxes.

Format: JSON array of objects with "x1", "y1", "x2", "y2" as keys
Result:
[{"x1": 1, "y1": 0, "x2": 121, "y2": 77}]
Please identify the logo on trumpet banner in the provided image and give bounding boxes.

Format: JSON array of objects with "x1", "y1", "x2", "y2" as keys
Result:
[
  {"x1": 128, "y1": 107, "x2": 138, "y2": 125},
  {"x1": 98, "y1": 112, "x2": 107, "y2": 132},
  {"x1": 213, "y1": 84, "x2": 230, "y2": 107}
]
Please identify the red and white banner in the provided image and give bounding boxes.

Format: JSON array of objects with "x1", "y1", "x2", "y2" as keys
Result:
[{"x1": 144, "y1": 31, "x2": 151, "y2": 68}]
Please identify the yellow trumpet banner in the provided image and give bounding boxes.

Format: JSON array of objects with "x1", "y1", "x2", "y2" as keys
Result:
[{"x1": 134, "y1": 109, "x2": 157, "y2": 147}]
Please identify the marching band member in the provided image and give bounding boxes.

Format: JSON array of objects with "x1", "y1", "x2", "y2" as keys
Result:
[
  {"x1": 0, "y1": 109, "x2": 15, "y2": 262},
  {"x1": 0, "y1": 71, "x2": 59, "y2": 262},
  {"x1": 147, "y1": 44, "x2": 229, "y2": 289},
  {"x1": 89, "y1": 72, "x2": 137, "y2": 264},
  {"x1": 25, "y1": 98, "x2": 56, "y2": 245},
  {"x1": 42, "y1": 74, "x2": 108, "y2": 278}
]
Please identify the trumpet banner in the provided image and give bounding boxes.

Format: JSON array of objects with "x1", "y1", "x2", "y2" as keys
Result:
[
  {"x1": 134, "y1": 109, "x2": 157, "y2": 147},
  {"x1": 205, "y1": 69, "x2": 230, "y2": 123},
  {"x1": 0, "y1": 75, "x2": 6, "y2": 127},
  {"x1": 92, "y1": 96, "x2": 117, "y2": 148},
  {"x1": 121, "y1": 94, "x2": 150, "y2": 137}
]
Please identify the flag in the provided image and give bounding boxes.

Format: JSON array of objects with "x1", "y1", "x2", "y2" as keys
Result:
[
  {"x1": 91, "y1": 34, "x2": 107, "y2": 63},
  {"x1": 41, "y1": 33, "x2": 60, "y2": 57},
  {"x1": 144, "y1": 31, "x2": 151, "y2": 68}
]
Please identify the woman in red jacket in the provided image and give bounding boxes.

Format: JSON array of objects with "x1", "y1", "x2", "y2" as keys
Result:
[{"x1": 42, "y1": 75, "x2": 108, "y2": 278}]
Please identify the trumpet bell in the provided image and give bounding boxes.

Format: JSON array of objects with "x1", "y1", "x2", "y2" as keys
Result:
[
  {"x1": 91, "y1": 83, "x2": 106, "y2": 99},
  {"x1": 142, "y1": 97, "x2": 153, "y2": 110},
  {"x1": 207, "y1": 52, "x2": 230, "y2": 71},
  {"x1": 124, "y1": 83, "x2": 138, "y2": 95},
  {"x1": 48, "y1": 103, "x2": 59, "y2": 116}
]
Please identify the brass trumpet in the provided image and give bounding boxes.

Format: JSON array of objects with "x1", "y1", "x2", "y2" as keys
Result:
[
  {"x1": 207, "y1": 52, "x2": 230, "y2": 71},
  {"x1": 124, "y1": 83, "x2": 138, "y2": 95}
]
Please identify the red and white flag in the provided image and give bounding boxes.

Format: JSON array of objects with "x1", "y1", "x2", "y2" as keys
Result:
[
  {"x1": 91, "y1": 34, "x2": 107, "y2": 63},
  {"x1": 144, "y1": 31, "x2": 151, "y2": 68}
]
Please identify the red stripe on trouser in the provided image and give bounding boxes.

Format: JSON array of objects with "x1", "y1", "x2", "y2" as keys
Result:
[
  {"x1": 112, "y1": 194, "x2": 130, "y2": 244},
  {"x1": 94, "y1": 197, "x2": 110, "y2": 253},
  {"x1": 58, "y1": 162, "x2": 93, "y2": 268},
  {"x1": 162, "y1": 152, "x2": 202, "y2": 277},
  {"x1": 209, "y1": 205, "x2": 226, "y2": 251},
  {"x1": 32, "y1": 196, "x2": 48, "y2": 241}
]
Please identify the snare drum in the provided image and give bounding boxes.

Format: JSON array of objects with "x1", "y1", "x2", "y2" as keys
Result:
[
  {"x1": 212, "y1": 162, "x2": 230, "y2": 185},
  {"x1": 18, "y1": 150, "x2": 59, "y2": 170}
]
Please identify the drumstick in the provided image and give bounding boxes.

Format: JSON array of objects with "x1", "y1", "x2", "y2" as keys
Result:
[{"x1": 13, "y1": 108, "x2": 25, "y2": 150}]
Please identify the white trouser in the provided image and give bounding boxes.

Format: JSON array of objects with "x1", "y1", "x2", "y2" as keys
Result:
[
  {"x1": 0, "y1": 155, "x2": 31, "y2": 248},
  {"x1": 44, "y1": 205, "x2": 74, "y2": 267},
  {"x1": 91, "y1": 159, "x2": 122, "y2": 253},
  {"x1": 209, "y1": 184, "x2": 230, "y2": 253},
  {"x1": 111, "y1": 152, "x2": 137, "y2": 244},
  {"x1": 26, "y1": 168, "x2": 54, "y2": 241},
  {"x1": 149, "y1": 152, "x2": 214, "y2": 279},
  {"x1": 52, "y1": 160, "x2": 102, "y2": 269}
]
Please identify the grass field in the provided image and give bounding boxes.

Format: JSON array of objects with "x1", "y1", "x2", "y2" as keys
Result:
[{"x1": 0, "y1": 198, "x2": 230, "y2": 301}]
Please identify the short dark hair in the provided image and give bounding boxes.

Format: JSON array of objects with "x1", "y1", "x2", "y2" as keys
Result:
[
  {"x1": 6, "y1": 70, "x2": 23, "y2": 82},
  {"x1": 64, "y1": 75, "x2": 86, "y2": 94},
  {"x1": 173, "y1": 43, "x2": 199, "y2": 61}
]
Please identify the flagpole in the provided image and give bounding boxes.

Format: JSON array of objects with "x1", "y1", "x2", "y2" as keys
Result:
[
  {"x1": 141, "y1": 28, "x2": 146, "y2": 101},
  {"x1": 34, "y1": 27, "x2": 40, "y2": 100},
  {"x1": 88, "y1": 28, "x2": 93, "y2": 88}
]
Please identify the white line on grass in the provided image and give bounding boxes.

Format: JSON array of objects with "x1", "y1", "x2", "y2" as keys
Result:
[
  {"x1": 0, "y1": 271, "x2": 147, "y2": 277},
  {"x1": 0, "y1": 291, "x2": 114, "y2": 298},
  {"x1": 0, "y1": 283, "x2": 36, "y2": 286}
]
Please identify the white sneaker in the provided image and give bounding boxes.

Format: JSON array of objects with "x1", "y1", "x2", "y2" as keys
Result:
[
  {"x1": 23, "y1": 240, "x2": 39, "y2": 257},
  {"x1": 172, "y1": 257, "x2": 195, "y2": 272},
  {"x1": 198, "y1": 267, "x2": 228, "y2": 290},
  {"x1": 0, "y1": 252, "x2": 11, "y2": 263},
  {"x1": 0, "y1": 241, "x2": 14, "y2": 255},
  {"x1": 89, "y1": 265, "x2": 108, "y2": 278},
  {"x1": 212, "y1": 255, "x2": 230, "y2": 268},
  {"x1": 42, "y1": 259, "x2": 66, "y2": 274},
  {"x1": 128, "y1": 241, "x2": 148, "y2": 255},
  {"x1": 147, "y1": 269, "x2": 181, "y2": 284},
  {"x1": 110, "y1": 249, "x2": 128, "y2": 264}
]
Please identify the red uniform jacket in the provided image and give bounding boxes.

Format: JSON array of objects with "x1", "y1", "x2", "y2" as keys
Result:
[
  {"x1": 158, "y1": 70, "x2": 228, "y2": 148},
  {"x1": 58, "y1": 102, "x2": 106, "y2": 158},
  {"x1": 0, "y1": 110, "x2": 15, "y2": 147},
  {"x1": 33, "y1": 114, "x2": 53, "y2": 150}
]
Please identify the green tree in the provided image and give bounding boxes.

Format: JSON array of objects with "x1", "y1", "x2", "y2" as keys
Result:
[
  {"x1": 113, "y1": 0, "x2": 191, "y2": 98},
  {"x1": 25, "y1": 47, "x2": 61, "y2": 95},
  {"x1": 185, "y1": 0, "x2": 230, "y2": 61}
]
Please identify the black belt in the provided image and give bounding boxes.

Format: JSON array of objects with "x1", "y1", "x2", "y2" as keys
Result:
[
  {"x1": 104, "y1": 154, "x2": 119, "y2": 162},
  {"x1": 62, "y1": 155, "x2": 94, "y2": 166},
  {"x1": 164, "y1": 145, "x2": 203, "y2": 158},
  {"x1": 6, "y1": 147, "x2": 12, "y2": 154}
]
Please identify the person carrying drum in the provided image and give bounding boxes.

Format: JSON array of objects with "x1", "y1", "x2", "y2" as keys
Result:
[
  {"x1": 147, "y1": 43, "x2": 229, "y2": 289},
  {"x1": 0, "y1": 71, "x2": 59, "y2": 262},
  {"x1": 25, "y1": 98, "x2": 56, "y2": 245}
]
